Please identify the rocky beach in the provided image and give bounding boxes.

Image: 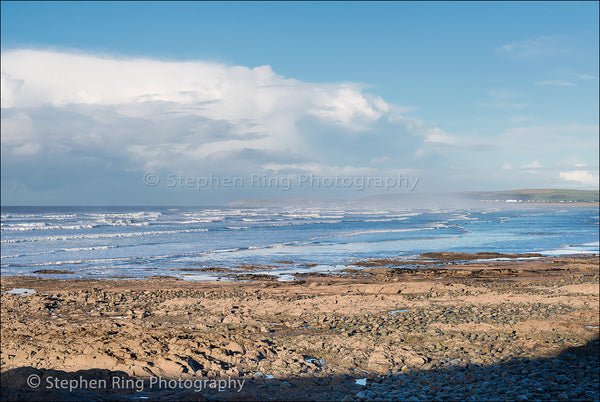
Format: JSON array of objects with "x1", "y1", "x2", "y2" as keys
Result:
[{"x1": 1, "y1": 253, "x2": 599, "y2": 401}]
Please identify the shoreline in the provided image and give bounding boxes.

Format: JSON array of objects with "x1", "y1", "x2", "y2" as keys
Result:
[
  {"x1": 3, "y1": 250, "x2": 599, "y2": 283},
  {"x1": 1, "y1": 254, "x2": 598, "y2": 400}
]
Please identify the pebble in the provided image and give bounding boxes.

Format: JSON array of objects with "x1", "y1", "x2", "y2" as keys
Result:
[
  {"x1": 349, "y1": 344, "x2": 599, "y2": 402},
  {"x1": 2, "y1": 257, "x2": 598, "y2": 402}
]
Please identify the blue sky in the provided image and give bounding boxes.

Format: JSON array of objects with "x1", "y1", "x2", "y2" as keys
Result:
[{"x1": 1, "y1": 1, "x2": 598, "y2": 205}]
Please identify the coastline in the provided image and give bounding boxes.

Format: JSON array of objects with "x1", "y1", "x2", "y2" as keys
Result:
[{"x1": 1, "y1": 254, "x2": 599, "y2": 400}]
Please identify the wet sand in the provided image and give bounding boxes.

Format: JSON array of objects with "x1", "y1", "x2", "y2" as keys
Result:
[{"x1": 1, "y1": 254, "x2": 598, "y2": 401}]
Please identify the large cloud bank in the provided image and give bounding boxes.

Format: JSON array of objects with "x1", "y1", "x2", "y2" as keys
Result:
[
  {"x1": 1, "y1": 49, "x2": 442, "y2": 178},
  {"x1": 1, "y1": 49, "x2": 597, "y2": 203}
]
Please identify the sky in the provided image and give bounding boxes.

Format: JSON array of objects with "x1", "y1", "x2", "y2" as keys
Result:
[{"x1": 1, "y1": 1, "x2": 598, "y2": 205}]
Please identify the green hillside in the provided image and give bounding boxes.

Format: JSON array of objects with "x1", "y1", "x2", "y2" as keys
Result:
[{"x1": 465, "y1": 189, "x2": 599, "y2": 203}]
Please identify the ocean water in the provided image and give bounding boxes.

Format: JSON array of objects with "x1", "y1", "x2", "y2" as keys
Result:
[{"x1": 1, "y1": 206, "x2": 598, "y2": 281}]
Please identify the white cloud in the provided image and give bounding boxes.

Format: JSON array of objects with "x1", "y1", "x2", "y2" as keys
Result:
[
  {"x1": 1, "y1": 50, "x2": 390, "y2": 135},
  {"x1": 0, "y1": 112, "x2": 35, "y2": 147},
  {"x1": 309, "y1": 88, "x2": 390, "y2": 131},
  {"x1": 571, "y1": 73, "x2": 597, "y2": 80},
  {"x1": 371, "y1": 156, "x2": 391, "y2": 164},
  {"x1": 497, "y1": 36, "x2": 565, "y2": 58},
  {"x1": 424, "y1": 127, "x2": 457, "y2": 145},
  {"x1": 535, "y1": 80, "x2": 576, "y2": 87},
  {"x1": 3, "y1": 48, "x2": 596, "y2": 200},
  {"x1": 521, "y1": 160, "x2": 542, "y2": 169},
  {"x1": 1, "y1": 48, "x2": 443, "y2": 184},
  {"x1": 558, "y1": 157, "x2": 590, "y2": 169},
  {"x1": 478, "y1": 89, "x2": 526, "y2": 110},
  {"x1": 492, "y1": 125, "x2": 599, "y2": 167},
  {"x1": 433, "y1": 124, "x2": 598, "y2": 190},
  {"x1": 262, "y1": 162, "x2": 385, "y2": 176},
  {"x1": 389, "y1": 105, "x2": 417, "y2": 114},
  {"x1": 559, "y1": 170, "x2": 599, "y2": 186}
]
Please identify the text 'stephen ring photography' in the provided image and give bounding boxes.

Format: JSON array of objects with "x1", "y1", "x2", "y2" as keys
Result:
[{"x1": 1, "y1": 2, "x2": 598, "y2": 401}]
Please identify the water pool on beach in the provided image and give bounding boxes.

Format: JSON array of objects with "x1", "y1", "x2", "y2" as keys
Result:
[{"x1": 1, "y1": 205, "x2": 598, "y2": 280}]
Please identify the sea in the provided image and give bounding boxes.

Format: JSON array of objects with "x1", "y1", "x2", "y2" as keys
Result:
[{"x1": 1, "y1": 205, "x2": 598, "y2": 281}]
